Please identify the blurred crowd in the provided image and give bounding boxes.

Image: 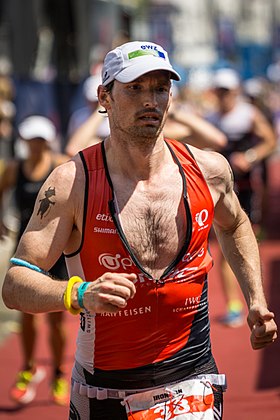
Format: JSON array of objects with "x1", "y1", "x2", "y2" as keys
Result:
[
  {"x1": 1, "y1": 60, "x2": 279, "y2": 160},
  {"x1": 1, "y1": 48, "x2": 279, "y2": 232}
]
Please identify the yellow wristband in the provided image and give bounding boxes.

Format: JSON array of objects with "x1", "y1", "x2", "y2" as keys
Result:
[{"x1": 64, "y1": 276, "x2": 83, "y2": 315}]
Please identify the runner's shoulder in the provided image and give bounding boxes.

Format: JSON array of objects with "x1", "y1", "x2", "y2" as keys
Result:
[
  {"x1": 44, "y1": 154, "x2": 85, "y2": 199},
  {"x1": 188, "y1": 145, "x2": 229, "y2": 180}
]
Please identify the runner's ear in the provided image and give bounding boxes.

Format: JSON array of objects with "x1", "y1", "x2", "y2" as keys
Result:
[{"x1": 98, "y1": 88, "x2": 111, "y2": 111}]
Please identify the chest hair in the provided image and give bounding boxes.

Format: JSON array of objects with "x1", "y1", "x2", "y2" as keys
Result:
[{"x1": 117, "y1": 182, "x2": 187, "y2": 278}]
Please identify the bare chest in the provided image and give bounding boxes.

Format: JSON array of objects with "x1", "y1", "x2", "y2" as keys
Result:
[{"x1": 115, "y1": 181, "x2": 187, "y2": 279}]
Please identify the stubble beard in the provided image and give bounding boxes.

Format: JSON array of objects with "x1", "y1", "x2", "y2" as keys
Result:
[{"x1": 111, "y1": 115, "x2": 165, "y2": 150}]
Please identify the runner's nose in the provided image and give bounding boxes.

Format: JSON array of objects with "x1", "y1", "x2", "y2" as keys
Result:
[{"x1": 143, "y1": 89, "x2": 158, "y2": 108}]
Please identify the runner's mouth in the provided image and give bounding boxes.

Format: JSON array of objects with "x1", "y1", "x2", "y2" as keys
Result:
[{"x1": 138, "y1": 114, "x2": 160, "y2": 123}]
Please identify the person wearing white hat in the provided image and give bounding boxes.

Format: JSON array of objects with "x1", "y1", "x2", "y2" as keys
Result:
[
  {"x1": 0, "y1": 115, "x2": 70, "y2": 406},
  {"x1": 211, "y1": 68, "x2": 240, "y2": 91},
  {"x1": 207, "y1": 69, "x2": 276, "y2": 328},
  {"x1": 66, "y1": 74, "x2": 110, "y2": 157},
  {"x1": 67, "y1": 75, "x2": 102, "y2": 138},
  {"x1": 18, "y1": 115, "x2": 57, "y2": 142},
  {"x1": 2, "y1": 42, "x2": 277, "y2": 419}
]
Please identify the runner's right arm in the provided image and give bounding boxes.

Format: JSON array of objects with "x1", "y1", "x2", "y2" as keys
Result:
[{"x1": 1, "y1": 156, "x2": 136, "y2": 314}]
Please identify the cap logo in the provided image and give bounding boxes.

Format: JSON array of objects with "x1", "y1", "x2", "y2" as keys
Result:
[
  {"x1": 102, "y1": 41, "x2": 180, "y2": 85},
  {"x1": 128, "y1": 48, "x2": 166, "y2": 61}
]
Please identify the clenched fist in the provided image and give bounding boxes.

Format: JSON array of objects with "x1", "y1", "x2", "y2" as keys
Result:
[{"x1": 72, "y1": 272, "x2": 137, "y2": 313}]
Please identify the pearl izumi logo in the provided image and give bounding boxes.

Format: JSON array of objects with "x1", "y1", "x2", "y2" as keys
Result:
[
  {"x1": 98, "y1": 253, "x2": 134, "y2": 270},
  {"x1": 195, "y1": 209, "x2": 209, "y2": 231}
]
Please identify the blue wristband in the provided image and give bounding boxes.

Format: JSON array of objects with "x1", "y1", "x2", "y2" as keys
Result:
[
  {"x1": 77, "y1": 282, "x2": 90, "y2": 309},
  {"x1": 10, "y1": 257, "x2": 46, "y2": 274}
]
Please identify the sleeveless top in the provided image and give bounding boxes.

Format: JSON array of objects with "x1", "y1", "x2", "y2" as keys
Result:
[
  {"x1": 14, "y1": 159, "x2": 67, "y2": 278},
  {"x1": 65, "y1": 139, "x2": 215, "y2": 383},
  {"x1": 14, "y1": 160, "x2": 54, "y2": 237},
  {"x1": 207, "y1": 101, "x2": 256, "y2": 157},
  {"x1": 207, "y1": 100, "x2": 257, "y2": 197}
]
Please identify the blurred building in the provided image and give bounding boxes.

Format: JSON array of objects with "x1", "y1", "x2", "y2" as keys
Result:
[
  {"x1": 0, "y1": 0, "x2": 138, "y2": 80},
  {"x1": 129, "y1": 0, "x2": 280, "y2": 88},
  {"x1": 145, "y1": 0, "x2": 280, "y2": 79},
  {"x1": 1, "y1": 0, "x2": 280, "y2": 80},
  {"x1": 0, "y1": 0, "x2": 280, "y2": 146},
  {"x1": 0, "y1": 0, "x2": 138, "y2": 146}
]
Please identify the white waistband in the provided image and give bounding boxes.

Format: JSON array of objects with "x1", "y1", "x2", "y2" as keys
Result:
[{"x1": 72, "y1": 374, "x2": 227, "y2": 400}]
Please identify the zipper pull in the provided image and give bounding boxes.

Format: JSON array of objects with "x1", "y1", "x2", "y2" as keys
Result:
[{"x1": 154, "y1": 278, "x2": 165, "y2": 286}]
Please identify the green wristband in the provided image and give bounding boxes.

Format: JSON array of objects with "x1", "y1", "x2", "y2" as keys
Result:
[{"x1": 77, "y1": 282, "x2": 90, "y2": 309}]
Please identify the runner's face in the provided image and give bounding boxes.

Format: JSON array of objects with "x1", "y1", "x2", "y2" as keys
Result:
[{"x1": 103, "y1": 71, "x2": 172, "y2": 141}]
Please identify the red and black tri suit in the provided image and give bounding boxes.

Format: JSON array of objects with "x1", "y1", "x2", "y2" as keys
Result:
[{"x1": 65, "y1": 138, "x2": 218, "y2": 390}]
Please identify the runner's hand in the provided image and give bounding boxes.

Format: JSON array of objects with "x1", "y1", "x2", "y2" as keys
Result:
[
  {"x1": 74, "y1": 272, "x2": 137, "y2": 313},
  {"x1": 247, "y1": 305, "x2": 278, "y2": 350}
]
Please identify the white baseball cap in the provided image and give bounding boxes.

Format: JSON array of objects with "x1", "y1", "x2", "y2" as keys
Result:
[
  {"x1": 83, "y1": 74, "x2": 102, "y2": 102},
  {"x1": 102, "y1": 41, "x2": 181, "y2": 86},
  {"x1": 18, "y1": 116, "x2": 56, "y2": 142},
  {"x1": 212, "y1": 68, "x2": 240, "y2": 90}
]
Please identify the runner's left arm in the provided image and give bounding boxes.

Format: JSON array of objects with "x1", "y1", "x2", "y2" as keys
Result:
[{"x1": 211, "y1": 153, "x2": 277, "y2": 349}]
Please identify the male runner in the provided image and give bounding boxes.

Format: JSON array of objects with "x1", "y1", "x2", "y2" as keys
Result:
[{"x1": 2, "y1": 41, "x2": 277, "y2": 420}]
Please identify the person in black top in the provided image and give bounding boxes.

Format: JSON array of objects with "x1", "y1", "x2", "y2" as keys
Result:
[
  {"x1": 207, "y1": 69, "x2": 276, "y2": 327},
  {"x1": 0, "y1": 115, "x2": 70, "y2": 406}
]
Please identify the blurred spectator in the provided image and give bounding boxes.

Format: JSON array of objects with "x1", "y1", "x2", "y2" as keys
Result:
[
  {"x1": 243, "y1": 77, "x2": 277, "y2": 238},
  {"x1": 207, "y1": 68, "x2": 276, "y2": 327},
  {"x1": 0, "y1": 75, "x2": 16, "y2": 161},
  {"x1": 0, "y1": 115, "x2": 70, "y2": 406},
  {"x1": 164, "y1": 83, "x2": 227, "y2": 151},
  {"x1": 65, "y1": 74, "x2": 109, "y2": 157},
  {"x1": 243, "y1": 77, "x2": 274, "y2": 123},
  {"x1": 65, "y1": 36, "x2": 131, "y2": 157}
]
